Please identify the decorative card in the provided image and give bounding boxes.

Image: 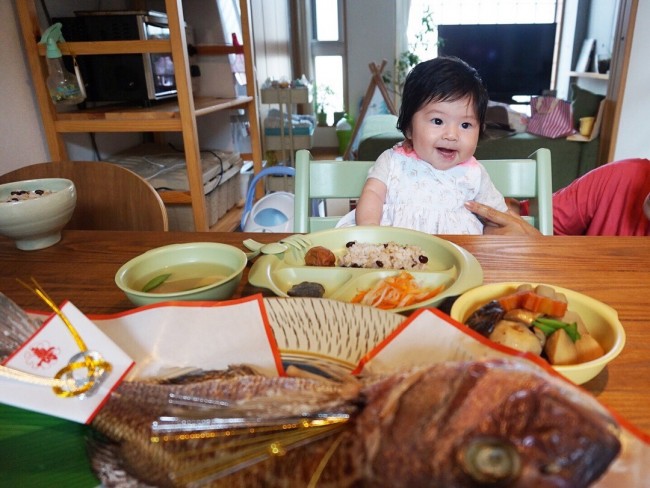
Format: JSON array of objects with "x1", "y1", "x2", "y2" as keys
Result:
[
  {"x1": 91, "y1": 295, "x2": 284, "y2": 380},
  {"x1": 0, "y1": 301, "x2": 134, "y2": 424},
  {"x1": 354, "y1": 307, "x2": 528, "y2": 375}
]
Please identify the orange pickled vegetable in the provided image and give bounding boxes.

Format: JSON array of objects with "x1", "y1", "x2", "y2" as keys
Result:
[
  {"x1": 498, "y1": 290, "x2": 568, "y2": 317},
  {"x1": 351, "y1": 271, "x2": 444, "y2": 310}
]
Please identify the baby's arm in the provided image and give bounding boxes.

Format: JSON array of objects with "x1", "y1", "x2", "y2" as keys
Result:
[{"x1": 355, "y1": 178, "x2": 387, "y2": 225}]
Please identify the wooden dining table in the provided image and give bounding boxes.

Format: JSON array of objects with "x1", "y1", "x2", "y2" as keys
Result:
[{"x1": 2, "y1": 230, "x2": 649, "y2": 436}]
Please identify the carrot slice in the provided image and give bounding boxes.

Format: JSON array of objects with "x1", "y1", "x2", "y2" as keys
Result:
[
  {"x1": 498, "y1": 289, "x2": 568, "y2": 316},
  {"x1": 497, "y1": 291, "x2": 530, "y2": 311},
  {"x1": 351, "y1": 271, "x2": 444, "y2": 310}
]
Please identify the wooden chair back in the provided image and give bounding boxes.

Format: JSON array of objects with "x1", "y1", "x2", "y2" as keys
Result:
[
  {"x1": 0, "y1": 161, "x2": 168, "y2": 231},
  {"x1": 293, "y1": 148, "x2": 553, "y2": 235}
]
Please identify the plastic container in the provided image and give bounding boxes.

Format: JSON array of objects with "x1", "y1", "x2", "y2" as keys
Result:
[{"x1": 336, "y1": 114, "x2": 353, "y2": 155}]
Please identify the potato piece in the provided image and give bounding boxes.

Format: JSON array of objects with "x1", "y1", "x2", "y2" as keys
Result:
[
  {"x1": 545, "y1": 329, "x2": 579, "y2": 365},
  {"x1": 489, "y1": 320, "x2": 542, "y2": 356},
  {"x1": 532, "y1": 326, "x2": 547, "y2": 349},
  {"x1": 554, "y1": 292, "x2": 568, "y2": 305},
  {"x1": 575, "y1": 333, "x2": 605, "y2": 363},
  {"x1": 535, "y1": 284, "x2": 556, "y2": 298},
  {"x1": 504, "y1": 308, "x2": 540, "y2": 325},
  {"x1": 561, "y1": 310, "x2": 589, "y2": 335}
]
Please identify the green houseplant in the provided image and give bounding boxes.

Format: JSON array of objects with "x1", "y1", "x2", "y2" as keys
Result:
[
  {"x1": 384, "y1": 8, "x2": 438, "y2": 99},
  {"x1": 314, "y1": 84, "x2": 334, "y2": 126}
]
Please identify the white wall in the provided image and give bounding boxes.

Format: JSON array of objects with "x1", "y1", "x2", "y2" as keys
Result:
[
  {"x1": 613, "y1": 0, "x2": 650, "y2": 160},
  {"x1": 345, "y1": 0, "x2": 396, "y2": 120},
  {"x1": 0, "y1": 2, "x2": 48, "y2": 173}
]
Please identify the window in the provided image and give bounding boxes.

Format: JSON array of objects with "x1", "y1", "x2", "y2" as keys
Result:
[{"x1": 310, "y1": 0, "x2": 345, "y2": 125}]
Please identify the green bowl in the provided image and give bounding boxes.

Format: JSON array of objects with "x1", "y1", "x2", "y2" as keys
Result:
[
  {"x1": 0, "y1": 178, "x2": 76, "y2": 250},
  {"x1": 115, "y1": 242, "x2": 247, "y2": 306}
]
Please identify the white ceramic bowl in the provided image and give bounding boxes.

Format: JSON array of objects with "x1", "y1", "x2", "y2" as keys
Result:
[
  {"x1": 450, "y1": 282, "x2": 626, "y2": 385},
  {"x1": 0, "y1": 178, "x2": 76, "y2": 250},
  {"x1": 115, "y1": 242, "x2": 248, "y2": 306}
]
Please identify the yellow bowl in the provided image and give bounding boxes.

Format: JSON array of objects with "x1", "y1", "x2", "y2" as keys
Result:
[
  {"x1": 450, "y1": 282, "x2": 626, "y2": 385},
  {"x1": 115, "y1": 242, "x2": 247, "y2": 306}
]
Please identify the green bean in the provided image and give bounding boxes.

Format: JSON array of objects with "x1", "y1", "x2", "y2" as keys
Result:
[
  {"x1": 533, "y1": 317, "x2": 581, "y2": 342},
  {"x1": 142, "y1": 273, "x2": 171, "y2": 292}
]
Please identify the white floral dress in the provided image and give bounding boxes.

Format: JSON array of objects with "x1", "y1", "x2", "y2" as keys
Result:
[{"x1": 336, "y1": 145, "x2": 508, "y2": 234}]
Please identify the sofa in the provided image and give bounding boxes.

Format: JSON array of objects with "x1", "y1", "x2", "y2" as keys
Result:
[
  {"x1": 355, "y1": 85, "x2": 604, "y2": 192},
  {"x1": 355, "y1": 114, "x2": 599, "y2": 192},
  {"x1": 474, "y1": 133, "x2": 600, "y2": 192}
]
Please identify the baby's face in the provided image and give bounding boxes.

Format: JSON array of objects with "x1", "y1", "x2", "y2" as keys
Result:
[{"x1": 407, "y1": 96, "x2": 480, "y2": 170}]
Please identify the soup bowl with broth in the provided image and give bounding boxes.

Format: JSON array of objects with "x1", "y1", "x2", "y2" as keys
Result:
[{"x1": 115, "y1": 242, "x2": 247, "y2": 306}]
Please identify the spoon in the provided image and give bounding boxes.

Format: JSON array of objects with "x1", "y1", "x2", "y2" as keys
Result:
[
  {"x1": 259, "y1": 242, "x2": 288, "y2": 254},
  {"x1": 242, "y1": 238, "x2": 288, "y2": 255}
]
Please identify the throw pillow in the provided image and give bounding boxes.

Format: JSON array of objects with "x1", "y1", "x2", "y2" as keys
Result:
[{"x1": 570, "y1": 83, "x2": 605, "y2": 129}]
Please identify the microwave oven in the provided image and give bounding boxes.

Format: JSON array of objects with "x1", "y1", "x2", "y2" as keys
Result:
[{"x1": 54, "y1": 11, "x2": 192, "y2": 105}]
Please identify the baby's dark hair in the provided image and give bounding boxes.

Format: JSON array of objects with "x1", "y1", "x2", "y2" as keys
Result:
[{"x1": 396, "y1": 56, "x2": 489, "y2": 139}]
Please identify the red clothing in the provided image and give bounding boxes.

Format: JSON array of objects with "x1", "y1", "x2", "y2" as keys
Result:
[{"x1": 553, "y1": 158, "x2": 650, "y2": 236}]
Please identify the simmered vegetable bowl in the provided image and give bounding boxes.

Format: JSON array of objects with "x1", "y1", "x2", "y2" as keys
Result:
[
  {"x1": 464, "y1": 284, "x2": 606, "y2": 366},
  {"x1": 450, "y1": 282, "x2": 626, "y2": 384}
]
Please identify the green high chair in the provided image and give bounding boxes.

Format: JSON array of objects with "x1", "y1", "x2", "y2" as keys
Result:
[{"x1": 293, "y1": 148, "x2": 553, "y2": 235}]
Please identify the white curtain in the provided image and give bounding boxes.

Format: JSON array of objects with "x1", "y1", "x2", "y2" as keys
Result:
[
  {"x1": 216, "y1": 0, "x2": 246, "y2": 85},
  {"x1": 396, "y1": 0, "x2": 412, "y2": 62}
]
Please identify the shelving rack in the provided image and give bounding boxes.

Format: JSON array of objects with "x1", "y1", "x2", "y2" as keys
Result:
[
  {"x1": 16, "y1": 0, "x2": 262, "y2": 232},
  {"x1": 260, "y1": 86, "x2": 312, "y2": 167}
]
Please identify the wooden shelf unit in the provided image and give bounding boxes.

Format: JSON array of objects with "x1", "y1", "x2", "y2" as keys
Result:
[
  {"x1": 260, "y1": 87, "x2": 313, "y2": 167},
  {"x1": 569, "y1": 71, "x2": 609, "y2": 81},
  {"x1": 16, "y1": 0, "x2": 262, "y2": 232}
]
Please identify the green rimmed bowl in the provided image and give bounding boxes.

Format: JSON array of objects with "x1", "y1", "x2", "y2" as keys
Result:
[{"x1": 115, "y1": 242, "x2": 247, "y2": 306}]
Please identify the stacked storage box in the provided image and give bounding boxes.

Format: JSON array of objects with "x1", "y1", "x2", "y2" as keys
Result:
[{"x1": 108, "y1": 143, "x2": 243, "y2": 230}]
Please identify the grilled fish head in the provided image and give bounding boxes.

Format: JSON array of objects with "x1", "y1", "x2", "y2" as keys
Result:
[{"x1": 357, "y1": 360, "x2": 621, "y2": 488}]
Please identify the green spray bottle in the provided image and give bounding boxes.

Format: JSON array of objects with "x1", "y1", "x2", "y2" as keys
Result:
[{"x1": 39, "y1": 23, "x2": 85, "y2": 105}]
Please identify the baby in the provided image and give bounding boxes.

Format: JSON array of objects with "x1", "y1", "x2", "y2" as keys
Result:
[{"x1": 337, "y1": 56, "x2": 507, "y2": 234}]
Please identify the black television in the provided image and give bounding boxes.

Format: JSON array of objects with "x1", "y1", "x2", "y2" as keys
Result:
[{"x1": 437, "y1": 23, "x2": 557, "y2": 104}]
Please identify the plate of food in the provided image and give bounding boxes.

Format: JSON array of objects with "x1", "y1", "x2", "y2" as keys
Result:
[{"x1": 248, "y1": 226, "x2": 483, "y2": 313}]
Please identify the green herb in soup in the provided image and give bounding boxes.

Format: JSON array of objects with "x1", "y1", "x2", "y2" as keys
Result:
[
  {"x1": 137, "y1": 262, "x2": 229, "y2": 294},
  {"x1": 142, "y1": 273, "x2": 172, "y2": 292}
]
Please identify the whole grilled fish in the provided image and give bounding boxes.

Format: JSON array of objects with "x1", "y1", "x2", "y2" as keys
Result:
[
  {"x1": 89, "y1": 360, "x2": 621, "y2": 488},
  {"x1": 0, "y1": 293, "x2": 621, "y2": 487}
]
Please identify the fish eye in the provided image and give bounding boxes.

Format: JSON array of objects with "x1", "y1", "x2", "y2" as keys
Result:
[{"x1": 457, "y1": 436, "x2": 521, "y2": 485}]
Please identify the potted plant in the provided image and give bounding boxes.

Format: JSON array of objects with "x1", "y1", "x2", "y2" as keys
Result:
[
  {"x1": 314, "y1": 84, "x2": 334, "y2": 126},
  {"x1": 384, "y1": 8, "x2": 438, "y2": 99}
]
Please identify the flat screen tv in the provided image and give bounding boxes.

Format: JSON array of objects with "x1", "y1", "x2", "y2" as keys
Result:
[{"x1": 437, "y1": 23, "x2": 557, "y2": 104}]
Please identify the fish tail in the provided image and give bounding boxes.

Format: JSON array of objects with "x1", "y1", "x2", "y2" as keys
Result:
[{"x1": 0, "y1": 293, "x2": 41, "y2": 361}]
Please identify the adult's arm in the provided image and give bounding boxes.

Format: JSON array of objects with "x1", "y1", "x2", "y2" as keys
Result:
[{"x1": 464, "y1": 201, "x2": 542, "y2": 236}]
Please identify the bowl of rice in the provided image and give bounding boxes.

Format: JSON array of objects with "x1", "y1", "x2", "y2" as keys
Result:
[
  {"x1": 0, "y1": 178, "x2": 76, "y2": 251},
  {"x1": 249, "y1": 226, "x2": 484, "y2": 313}
]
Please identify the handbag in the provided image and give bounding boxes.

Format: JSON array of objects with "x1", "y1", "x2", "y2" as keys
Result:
[{"x1": 526, "y1": 96, "x2": 575, "y2": 139}]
